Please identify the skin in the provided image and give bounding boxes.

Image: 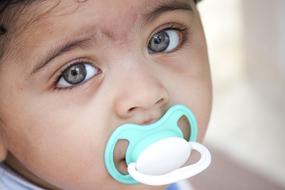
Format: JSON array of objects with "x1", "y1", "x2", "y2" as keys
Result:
[{"x1": 0, "y1": 0, "x2": 212, "y2": 189}]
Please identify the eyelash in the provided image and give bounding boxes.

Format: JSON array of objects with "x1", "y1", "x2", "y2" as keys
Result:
[
  {"x1": 52, "y1": 23, "x2": 190, "y2": 91},
  {"x1": 53, "y1": 58, "x2": 96, "y2": 91},
  {"x1": 148, "y1": 23, "x2": 189, "y2": 53}
]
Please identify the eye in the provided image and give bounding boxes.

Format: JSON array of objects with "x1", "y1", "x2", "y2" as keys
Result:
[
  {"x1": 148, "y1": 28, "x2": 182, "y2": 53},
  {"x1": 56, "y1": 62, "x2": 100, "y2": 88}
]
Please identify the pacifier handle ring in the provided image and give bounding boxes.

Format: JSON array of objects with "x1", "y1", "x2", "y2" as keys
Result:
[{"x1": 127, "y1": 142, "x2": 211, "y2": 186}]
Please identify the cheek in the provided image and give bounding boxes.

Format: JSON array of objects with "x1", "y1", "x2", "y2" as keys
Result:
[
  {"x1": 178, "y1": 50, "x2": 212, "y2": 140},
  {"x1": 175, "y1": 80, "x2": 212, "y2": 141},
  {"x1": 3, "y1": 99, "x2": 109, "y2": 186},
  {"x1": 161, "y1": 57, "x2": 212, "y2": 141}
]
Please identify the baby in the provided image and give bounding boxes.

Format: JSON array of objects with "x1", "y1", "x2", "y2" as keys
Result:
[{"x1": 0, "y1": 0, "x2": 212, "y2": 190}]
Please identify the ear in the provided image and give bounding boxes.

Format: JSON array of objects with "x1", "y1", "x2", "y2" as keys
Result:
[{"x1": 0, "y1": 135, "x2": 7, "y2": 161}]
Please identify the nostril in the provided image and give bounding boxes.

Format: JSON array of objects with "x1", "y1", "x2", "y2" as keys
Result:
[
  {"x1": 128, "y1": 107, "x2": 137, "y2": 112},
  {"x1": 128, "y1": 97, "x2": 166, "y2": 113},
  {"x1": 178, "y1": 116, "x2": 191, "y2": 140},
  {"x1": 156, "y1": 98, "x2": 163, "y2": 104},
  {"x1": 155, "y1": 98, "x2": 164, "y2": 105}
]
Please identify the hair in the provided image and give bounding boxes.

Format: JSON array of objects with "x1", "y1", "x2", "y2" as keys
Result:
[
  {"x1": 0, "y1": 0, "x2": 202, "y2": 59},
  {"x1": 0, "y1": 0, "x2": 35, "y2": 59}
]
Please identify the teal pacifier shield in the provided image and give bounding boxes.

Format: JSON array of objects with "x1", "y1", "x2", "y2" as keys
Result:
[{"x1": 104, "y1": 104, "x2": 198, "y2": 184}]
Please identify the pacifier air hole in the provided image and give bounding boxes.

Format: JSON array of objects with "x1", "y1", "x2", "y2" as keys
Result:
[
  {"x1": 178, "y1": 115, "x2": 191, "y2": 140},
  {"x1": 114, "y1": 140, "x2": 129, "y2": 174}
]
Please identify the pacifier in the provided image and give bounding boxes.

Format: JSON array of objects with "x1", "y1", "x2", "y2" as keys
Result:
[{"x1": 104, "y1": 104, "x2": 211, "y2": 186}]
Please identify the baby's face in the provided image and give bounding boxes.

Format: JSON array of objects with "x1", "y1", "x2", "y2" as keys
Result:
[{"x1": 0, "y1": 0, "x2": 212, "y2": 189}]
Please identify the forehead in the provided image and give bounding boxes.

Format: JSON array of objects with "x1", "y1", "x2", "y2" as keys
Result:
[
  {"x1": 6, "y1": 0, "x2": 193, "y2": 66},
  {"x1": 32, "y1": 0, "x2": 144, "y2": 41},
  {"x1": 18, "y1": 0, "x2": 191, "y2": 34}
]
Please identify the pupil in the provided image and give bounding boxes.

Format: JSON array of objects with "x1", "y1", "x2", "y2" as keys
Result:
[
  {"x1": 149, "y1": 31, "x2": 169, "y2": 52},
  {"x1": 71, "y1": 69, "x2": 78, "y2": 76},
  {"x1": 71, "y1": 70, "x2": 77, "y2": 76},
  {"x1": 154, "y1": 35, "x2": 162, "y2": 44},
  {"x1": 63, "y1": 64, "x2": 87, "y2": 84}
]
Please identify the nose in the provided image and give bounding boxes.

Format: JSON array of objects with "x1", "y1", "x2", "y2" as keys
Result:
[{"x1": 113, "y1": 65, "x2": 169, "y2": 123}]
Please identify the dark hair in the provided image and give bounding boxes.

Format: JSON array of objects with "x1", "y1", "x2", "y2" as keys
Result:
[
  {"x1": 0, "y1": 26, "x2": 6, "y2": 35},
  {"x1": 194, "y1": 0, "x2": 202, "y2": 3},
  {"x1": 0, "y1": 0, "x2": 37, "y2": 59},
  {"x1": 0, "y1": 0, "x2": 32, "y2": 34}
]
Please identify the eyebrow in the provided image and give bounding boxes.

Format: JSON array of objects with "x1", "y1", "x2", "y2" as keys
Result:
[
  {"x1": 144, "y1": 1, "x2": 193, "y2": 23},
  {"x1": 31, "y1": 36, "x2": 93, "y2": 75},
  {"x1": 31, "y1": 0, "x2": 193, "y2": 75}
]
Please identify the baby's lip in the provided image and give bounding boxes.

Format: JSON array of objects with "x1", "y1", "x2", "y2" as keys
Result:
[
  {"x1": 117, "y1": 158, "x2": 128, "y2": 174},
  {"x1": 140, "y1": 111, "x2": 164, "y2": 125},
  {"x1": 114, "y1": 140, "x2": 129, "y2": 174},
  {"x1": 142, "y1": 118, "x2": 157, "y2": 125}
]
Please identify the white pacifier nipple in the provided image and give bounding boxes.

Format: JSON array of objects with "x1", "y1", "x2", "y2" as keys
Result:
[
  {"x1": 128, "y1": 137, "x2": 211, "y2": 186},
  {"x1": 135, "y1": 137, "x2": 191, "y2": 175}
]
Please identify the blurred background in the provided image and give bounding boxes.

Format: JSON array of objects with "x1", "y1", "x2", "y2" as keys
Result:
[{"x1": 192, "y1": 0, "x2": 285, "y2": 189}]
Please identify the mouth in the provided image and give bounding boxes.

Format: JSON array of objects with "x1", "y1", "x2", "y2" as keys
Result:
[
  {"x1": 178, "y1": 115, "x2": 191, "y2": 140},
  {"x1": 114, "y1": 140, "x2": 129, "y2": 174},
  {"x1": 117, "y1": 158, "x2": 128, "y2": 174},
  {"x1": 111, "y1": 115, "x2": 191, "y2": 175}
]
